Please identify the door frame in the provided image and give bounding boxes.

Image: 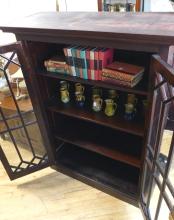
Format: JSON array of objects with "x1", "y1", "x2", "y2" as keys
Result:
[
  {"x1": 0, "y1": 42, "x2": 54, "y2": 180},
  {"x1": 140, "y1": 54, "x2": 174, "y2": 220}
]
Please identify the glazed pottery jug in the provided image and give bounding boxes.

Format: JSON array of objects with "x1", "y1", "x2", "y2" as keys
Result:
[
  {"x1": 75, "y1": 83, "x2": 85, "y2": 93},
  {"x1": 92, "y1": 86, "x2": 102, "y2": 98},
  {"x1": 60, "y1": 87, "x2": 70, "y2": 103},
  {"x1": 127, "y1": 93, "x2": 137, "y2": 105},
  {"x1": 124, "y1": 103, "x2": 136, "y2": 120},
  {"x1": 92, "y1": 95, "x2": 103, "y2": 112},
  {"x1": 75, "y1": 92, "x2": 85, "y2": 107},
  {"x1": 108, "y1": 89, "x2": 118, "y2": 100},
  {"x1": 60, "y1": 80, "x2": 69, "y2": 90},
  {"x1": 104, "y1": 99, "x2": 117, "y2": 116}
]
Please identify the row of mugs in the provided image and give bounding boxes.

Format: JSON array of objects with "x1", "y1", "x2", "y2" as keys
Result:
[
  {"x1": 60, "y1": 81, "x2": 139, "y2": 104},
  {"x1": 59, "y1": 81, "x2": 148, "y2": 119},
  {"x1": 60, "y1": 81, "x2": 85, "y2": 104}
]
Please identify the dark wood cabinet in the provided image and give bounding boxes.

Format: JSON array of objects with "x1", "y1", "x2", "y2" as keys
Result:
[{"x1": 0, "y1": 12, "x2": 174, "y2": 220}]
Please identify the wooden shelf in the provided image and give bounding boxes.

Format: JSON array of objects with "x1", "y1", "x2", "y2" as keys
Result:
[
  {"x1": 55, "y1": 132, "x2": 141, "y2": 168},
  {"x1": 37, "y1": 71, "x2": 148, "y2": 96},
  {"x1": 47, "y1": 102, "x2": 144, "y2": 137},
  {"x1": 53, "y1": 115, "x2": 142, "y2": 168},
  {"x1": 54, "y1": 143, "x2": 139, "y2": 205}
]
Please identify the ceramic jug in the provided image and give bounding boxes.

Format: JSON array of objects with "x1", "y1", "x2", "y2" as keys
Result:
[
  {"x1": 75, "y1": 92, "x2": 85, "y2": 107},
  {"x1": 75, "y1": 83, "x2": 85, "y2": 93},
  {"x1": 60, "y1": 87, "x2": 70, "y2": 103},
  {"x1": 124, "y1": 103, "x2": 136, "y2": 120},
  {"x1": 104, "y1": 99, "x2": 117, "y2": 117},
  {"x1": 92, "y1": 95, "x2": 103, "y2": 112}
]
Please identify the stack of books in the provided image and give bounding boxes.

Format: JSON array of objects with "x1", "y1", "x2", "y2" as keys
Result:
[
  {"x1": 63, "y1": 46, "x2": 113, "y2": 80},
  {"x1": 44, "y1": 55, "x2": 69, "y2": 74},
  {"x1": 101, "y1": 61, "x2": 144, "y2": 88}
]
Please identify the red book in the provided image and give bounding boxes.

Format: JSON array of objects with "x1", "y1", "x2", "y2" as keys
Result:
[
  {"x1": 90, "y1": 48, "x2": 96, "y2": 80},
  {"x1": 86, "y1": 47, "x2": 92, "y2": 80},
  {"x1": 98, "y1": 48, "x2": 114, "y2": 80}
]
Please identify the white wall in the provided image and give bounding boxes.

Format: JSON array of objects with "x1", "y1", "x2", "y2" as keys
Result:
[
  {"x1": 58, "y1": 0, "x2": 98, "y2": 11},
  {"x1": 144, "y1": 0, "x2": 174, "y2": 12},
  {"x1": 0, "y1": 0, "x2": 57, "y2": 44},
  {"x1": 0, "y1": 0, "x2": 56, "y2": 21}
]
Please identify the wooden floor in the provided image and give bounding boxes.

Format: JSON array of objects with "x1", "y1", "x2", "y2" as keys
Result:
[
  {"x1": 0, "y1": 140, "x2": 143, "y2": 220},
  {"x1": 0, "y1": 130, "x2": 173, "y2": 220}
]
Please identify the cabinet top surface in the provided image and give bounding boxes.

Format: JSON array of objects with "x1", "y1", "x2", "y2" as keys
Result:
[{"x1": 1, "y1": 12, "x2": 174, "y2": 45}]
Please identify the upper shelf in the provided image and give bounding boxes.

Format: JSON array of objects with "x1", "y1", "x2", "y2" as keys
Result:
[
  {"x1": 37, "y1": 71, "x2": 148, "y2": 96},
  {"x1": 47, "y1": 102, "x2": 144, "y2": 137},
  {"x1": 1, "y1": 12, "x2": 174, "y2": 47}
]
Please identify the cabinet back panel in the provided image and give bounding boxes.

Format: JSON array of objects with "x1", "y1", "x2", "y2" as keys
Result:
[{"x1": 53, "y1": 114, "x2": 143, "y2": 159}]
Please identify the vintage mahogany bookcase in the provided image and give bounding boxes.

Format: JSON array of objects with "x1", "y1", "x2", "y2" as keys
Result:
[{"x1": 0, "y1": 12, "x2": 174, "y2": 220}]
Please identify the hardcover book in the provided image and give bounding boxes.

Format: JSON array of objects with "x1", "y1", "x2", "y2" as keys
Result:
[
  {"x1": 104, "y1": 61, "x2": 144, "y2": 76},
  {"x1": 80, "y1": 47, "x2": 88, "y2": 79},
  {"x1": 102, "y1": 61, "x2": 144, "y2": 82},
  {"x1": 86, "y1": 47, "x2": 92, "y2": 80},
  {"x1": 46, "y1": 66, "x2": 69, "y2": 74},
  {"x1": 101, "y1": 74, "x2": 143, "y2": 88},
  {"x1": 76, "y1": 46, "x2": 83, "y2": 78},
  {"x1": 90, "y1": 48, "x2": 96, "y2": 80},
  {"x1": 44, "y1": 55, "x2": 66, "y2": 66},
  {"x1": 98, "y1": 48, "x2": 114, "y2": 80},
  {"x1": 70, "y1": 45, "x2": 79, "y2": 77},
  {"x1": 94, "y1": 48, "x2": 100, "y2": 80},
  {"x1": 45, "y1": 55, "x2": 69, "y2": 74},
  {"x1": 63, "y1": 45, "x2": 75, "y2": 76}
]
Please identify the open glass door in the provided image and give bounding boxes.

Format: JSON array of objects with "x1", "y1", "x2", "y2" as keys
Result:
[
  {"x1": 0, "y1": 43, "x2": 51, "y2": 180},
  {"x1": 140, "y1": 55, "x2": 174, "y2": 220}
]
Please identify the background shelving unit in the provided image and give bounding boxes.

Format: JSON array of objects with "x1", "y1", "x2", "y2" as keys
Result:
[{"x1": 98, "y1": 0, "x2": 141, "y2": 11}]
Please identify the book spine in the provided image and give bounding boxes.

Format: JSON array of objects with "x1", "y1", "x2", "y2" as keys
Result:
[
  {"x1": 63, "y1": 48, "x2": 72, "y2": 75},
  {"x1": 47, "y1": 67, "x2": 68, "y2": 74},
  {"x1": 102, "y1": 69, "x2": 134, "y2": 82},
  {"x1": 44, "y1": 62, "x2": 67, "y2": 69},
  {"x1": 94, "y1": 49, "x2": 99, "y2": 80},
  {"x1": 76, "y1": 48, "x2": 83, "y2": 78},
  {"x1": 80, "y1": 48, "x2": 88, "y2": 79},
  {"x1": 98, "y1": 49, "x2": 103, "y2": 80},
  {"x1": 45, "y1": 60, "x2": 66, "y2": 66},
  {"x1": 98, "y1": 48, "x2": 114, "y2": 80},
  {"x1": 67, "y1": 47, "x2": 76, "y2": 76},
  {"x1": 71, "y1": 46, "x2": 79, "y2": 77},
  {"x1": 101, "y1": 75, "x2": 143, "y2": 88},
  {"x1": 101, "y1": 76, "x2": 133, "y2": 87},
  {"x1": 102, "y1": 49, "x2": 114, "y2": 68},
  {"x1": 102, "y1": 69, "x2": 144, "y2": 82},
  {"x1": 86, "y1": 49, "x2": 91, "y2": 80},
  {"x1": 90, "y1": 48, "x2": 95, "y2": 80}
]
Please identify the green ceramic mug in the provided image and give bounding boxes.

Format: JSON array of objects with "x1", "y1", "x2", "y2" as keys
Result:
[
  {"x1": 104, "y1": 99, "x2": 117, "y2": 117},
  {"x1": 60, "y1": 87, "x2": 70, "y2": 103}
]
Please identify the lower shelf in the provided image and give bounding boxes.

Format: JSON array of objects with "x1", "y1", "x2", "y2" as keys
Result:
[
  {"x1": 54, "y1": 114, "x2": 142, "y2": 168},
  {"x1": 54, "y1": 143, "x2": 139, "y2": 206}
]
